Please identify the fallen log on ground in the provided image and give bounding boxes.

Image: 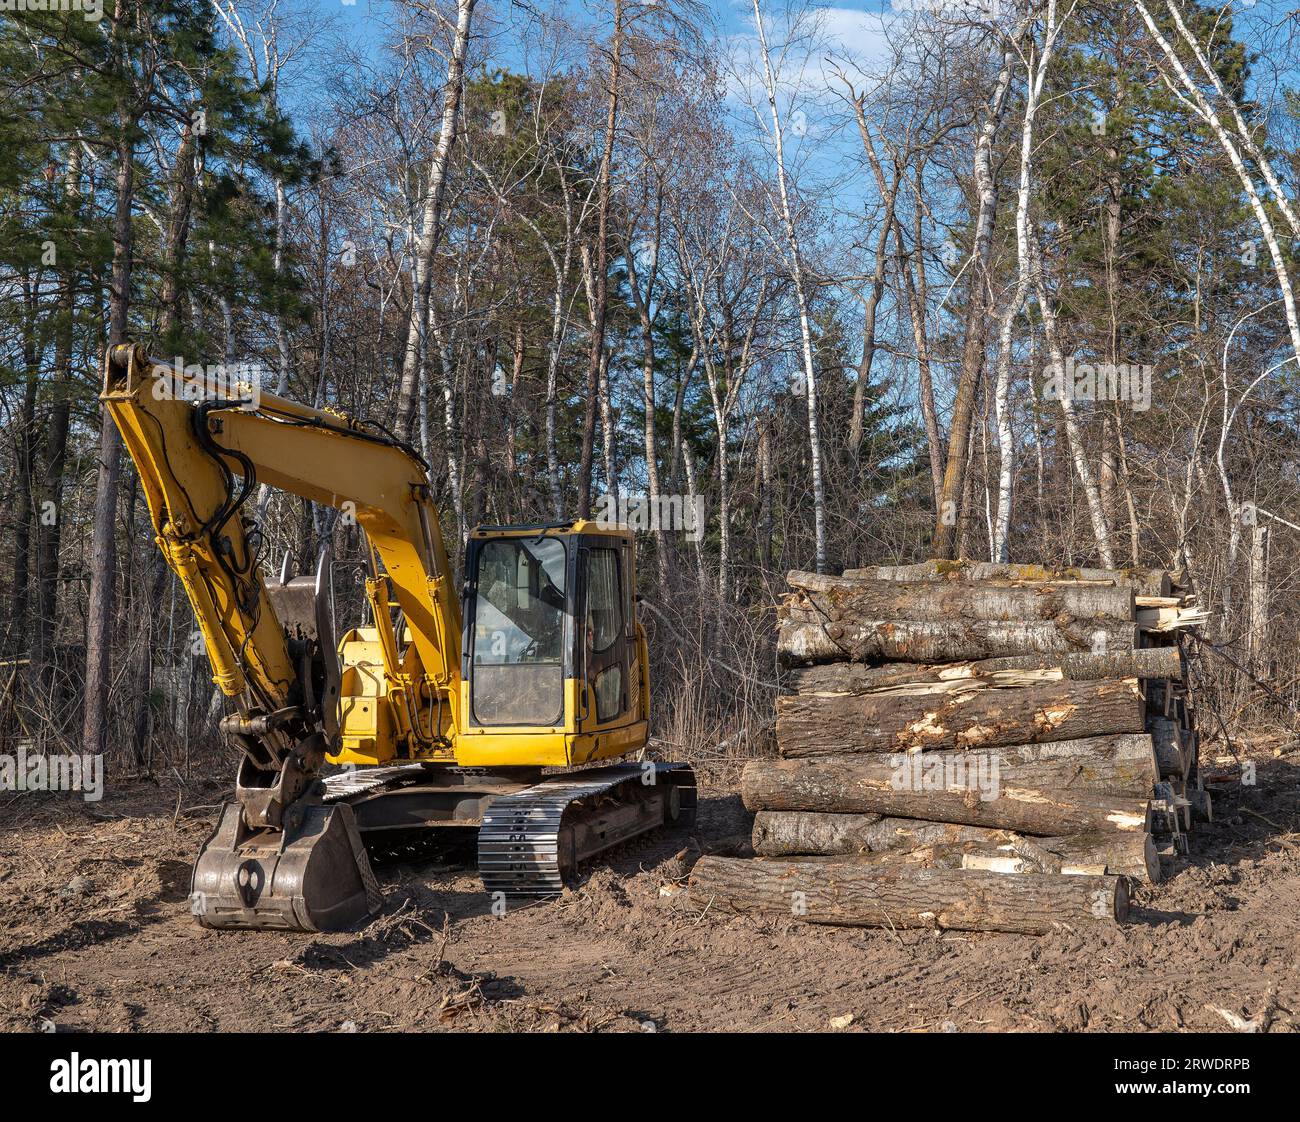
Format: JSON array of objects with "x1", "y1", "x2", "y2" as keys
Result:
[
  {"x1": 787, "y1": 645, "x2": 1182, "y2": 694},
  {"x1": 749, "y1": 813, "x2": 1159, "y2": 882},
  {"x1": 742, "y1": 756, "x2": 1152, "y2": 835},
  {"x1": 689, "y1": 856, "x2": 1129, "y2": 933},
  {"x1": 776, "y1": 678, "x2": 1144, "y2": 755},
  {"x1": 841, "y1": 560, "x2": 1170, "y2": 597}
]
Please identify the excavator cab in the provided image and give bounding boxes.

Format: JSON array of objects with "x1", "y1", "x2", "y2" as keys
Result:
[{"x1": 459, "y1": 523, "x2": 648, "y2": 769}]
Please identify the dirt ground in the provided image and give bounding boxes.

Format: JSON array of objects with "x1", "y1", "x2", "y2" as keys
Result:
[{"x1": 1, "y1": 738, "x2": 1298, "y2": 1034}]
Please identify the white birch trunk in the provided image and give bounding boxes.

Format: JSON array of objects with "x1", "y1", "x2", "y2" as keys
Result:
[
  {"x1": 993, "y1": 2, "x2": 1064, "y2": 561},
  {"x1": 752, "y1": 0, "x2": 827, "y2": 573}
]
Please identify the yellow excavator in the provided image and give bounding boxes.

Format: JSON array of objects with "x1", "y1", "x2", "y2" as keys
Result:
[{"x1": 102, "y1": 343, "x2": 695, "y2": 932}]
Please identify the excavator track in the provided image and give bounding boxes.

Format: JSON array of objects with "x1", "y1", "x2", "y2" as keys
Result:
[
  {"x1": 477, "y1": 762, "x2": 696, "y2": 897},
  {"x1": 319, "y1": 761, "x2": 696, "y2": 898}
]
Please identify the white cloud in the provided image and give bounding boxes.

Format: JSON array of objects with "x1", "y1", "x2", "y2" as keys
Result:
[{"x1": 724, "y1": 5, "x2": 893, "y2": 112}]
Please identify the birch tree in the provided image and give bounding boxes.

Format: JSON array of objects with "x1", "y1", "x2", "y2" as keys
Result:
[
  {"x1": 394, "y1": 0, "x2": 478, "y2": 442},
  {"x1": 991, "y1": 1, "x2": 1069, "y2": 561},
  {"x1": 745, "y1": 0, "x2": 828, "y2": 573}
]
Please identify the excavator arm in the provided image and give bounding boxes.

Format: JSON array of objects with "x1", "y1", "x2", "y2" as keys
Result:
[
  {"x1": 104, "y1": 342, "x2": 462, "y2": 745},
  {"x1": 102, "y1": 342, "x2": 463, "y2": 929}
]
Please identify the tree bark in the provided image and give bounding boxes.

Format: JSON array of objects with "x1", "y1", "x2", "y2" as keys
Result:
[
  {"x1": 83, "y1": 72, "x2": 137, "y2": 756},
  {"x1": 689, "y1": 857, "x2": 1128, "y2": 933},
  {"x1": 11, "y1": 285, "x2": 39, "y2": 660},
  {"x1": 992, "y1": 3, "x2": 1064, "y2": 561},
  {"x1": 742, "y1": 755, "x2": 1151, "y2": 835},
  {"x1": 395, "y1": 0, "x2": 478, "y2": 440},
  {"x1": 780, "y1": 617, "x2": 1137, "y2": 665},
  {"x1": 752, "y1": 0, "x2": 827, "y2": 571},
  {"x1": 576, "y1": 0, "x2": 623, "y2": 519},
  {"x1": 750, "y1": 813, "x2": 1159, "y2": 882},
  {"x1": 755, "y1": 730, "x2": 1157, "y2": 801},
  {"x1": 35, "y1": 141, "x2": 81, "y2": 688},
  {"x1": 623, "y1": 227, "x2": 671, "y2": 583},
  {"x1": 1032, "y1": 233, "x2": 1116, "y2": 568},
  {"x1": 787, "y1": 571, "x2": 1134, "y2": 619},
  {"x1": 787, "y1": 645, "x2": 1182, "y2": 693},
  {"x1": 779, "y1": 577, "x2": 1136, "y2": 664},
  {"x1": 1248, "y1": 520, "x2": 1268, "y2": 673},
  {"x1": 932, "y1": 27, "x2": 1023, "y2": 559},
  {"x1": 775, "y1": 678, "x2": 1144, "y2": 755},
  {"x1": 897, "y1": 206, "x2": 944, "y2": 511},
  {"x1": 842, "y1": 560, "x2": 1170, "y2": 595}
]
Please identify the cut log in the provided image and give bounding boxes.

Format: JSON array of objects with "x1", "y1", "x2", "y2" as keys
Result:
[
  {"x1": 780, "y1": 615, "x2": 1138, "y2": 665},
  {"x1": 776, "y1": 678, "x2": 1144, "y2": 756},
  {"x1": 780, "y1": 576, "x2": 1135, "y2": 664},
  {"x1": 750, "y1": 813, "x2": 1160, "y2": 883},
  {"x1": 1136, "y1": 595, "x2": 1182, "y2": 608},
  {"x1": 841, "y1": 560, "x2": 1170, "y2": 597},
  {"x1": 1138, "y1": 605, "x2": 1211, "y2": 632},
  {"x1": 689, "y1": 857, "x2": 1129, "y2": 934},
  {"x1": 765, "y1": 733, "x2": 1157, "y2": 799},
  {"x1": 788, "y1": 571, "x2": 1136, "y2": 617},
  {"x1": 742, "y1": 756, "x2": 1151, "y2": 834},
  {"x1": 787, "y1": 646, "x2": 1182, "y2": 694},
  {"x1": 750, "y1": 808, "x2": 890, "y2": 855}
]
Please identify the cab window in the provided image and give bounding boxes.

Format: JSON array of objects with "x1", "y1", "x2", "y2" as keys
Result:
[
  {"x1": 471, "y1": 538, "x2": 566, "y2": 726},
  {"x1": 585, "y1": 549, "x2": 622, "y2": 653}
]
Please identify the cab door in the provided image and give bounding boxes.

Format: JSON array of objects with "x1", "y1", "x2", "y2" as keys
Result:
[{"x1": 577, "y1": 536, "x2": 634, "y2": 733}]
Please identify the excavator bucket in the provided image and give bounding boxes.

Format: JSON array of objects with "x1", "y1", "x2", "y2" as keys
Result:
[{"x1": 190, "y1": 802, "x2": 382, "y2": 932}]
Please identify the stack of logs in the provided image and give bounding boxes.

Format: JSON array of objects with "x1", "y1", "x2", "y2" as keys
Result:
[{"x1": 691, "y1": 561, "x2": 1204, "y2": 936}]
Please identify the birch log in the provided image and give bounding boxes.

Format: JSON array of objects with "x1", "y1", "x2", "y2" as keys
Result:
[
  {"x1": 788, "y1": 645, "x2": 1182, "y2": 694},
  {"x1": 779, "y1": 582, "x2": 1137, "y2": 662},
  {"x1": 750, "y1": 814, "x2": 1159, "y2": 882},
  {"x1": 689, "y1": 857, "x2": 1129, "y2": 933},
  {"x1": 741, "y1": 756, "x2": 1151, "y2": 835},
  {"x1": 786, "y1": 572, "x2": 1134, "y2": 619},
  {"x1": 779, "y1": 618, "x2": 1139, "y2": 664},
  {"x1": 841, "y1": 560, "x2": 1170, "y2": 596},
  {"x1": 776, "y1": 678, "x2": 1144, "y2": 755}
]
